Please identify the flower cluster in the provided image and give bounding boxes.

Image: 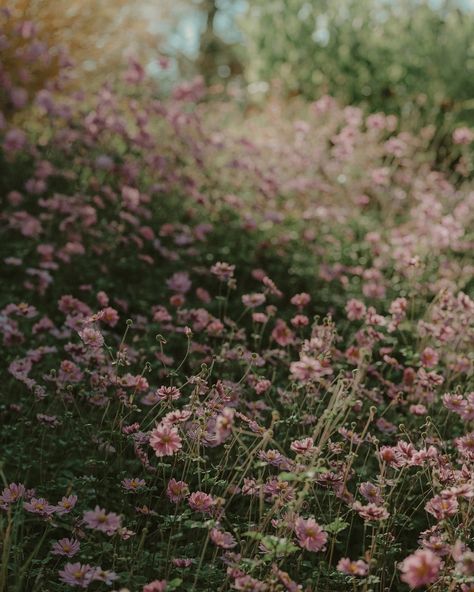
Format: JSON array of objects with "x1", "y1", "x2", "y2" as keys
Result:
[{"x1": 1, "y1": 11, "x2": 473, "y2": 592}]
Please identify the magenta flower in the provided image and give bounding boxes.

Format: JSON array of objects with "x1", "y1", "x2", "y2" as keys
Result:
[
  {"x1": 295, "y1": 517, "x2": 328, "y2": 552},
  {"x1": 51, "y1": 538, "x2": 80, "y2": 557},
  {"x1": 399, "y1": 549, "x2": 441, "y2": 588},
  {"x1": 82, "y1": 506, "x2": 121, "y2": 534}
]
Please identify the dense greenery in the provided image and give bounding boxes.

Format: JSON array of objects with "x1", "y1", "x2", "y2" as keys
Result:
[{"x1": 242, "y1": 0, "x2": 474, "y2": 126}]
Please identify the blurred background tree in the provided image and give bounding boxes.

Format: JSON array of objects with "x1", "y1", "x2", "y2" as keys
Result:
[
  {"x1": 1, "y1": 0, "x2": 162, "y2": 71},
  {"x1": 0, "y1": 0, "x2": 168, "y2": 114},
  {"x1": 241, "y1": 0, "x2": 474, "y2": 124}
]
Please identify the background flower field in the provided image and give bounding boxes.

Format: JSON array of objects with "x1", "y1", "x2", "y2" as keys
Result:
[{"x1": 0, "y1": 4, "x2": 473, "y2": 592}]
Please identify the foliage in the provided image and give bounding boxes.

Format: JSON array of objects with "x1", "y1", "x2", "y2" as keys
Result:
[
  {"x1": 0, "y1": 0, "x2": 176, "y2": 107},
  {"x1": 242, "y1": 0, "x2": 474, "y2": 126}
]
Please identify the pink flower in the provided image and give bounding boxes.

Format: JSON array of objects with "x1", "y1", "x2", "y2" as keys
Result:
[
  {"x1": 172, "y1": 558, "x2": 192, "y2": 567},
  {"x1": 210, "y1": 528, "x2": 237, "y2": 549},
  {"x1": 54, "y1": 495, "x2": 78, "y2": 515},
  {"x1": 291, "y1": 314, "x2": 309, "y2": 327},
  {"x1": 371, "y1": 167, "x2": 390, "y2": 186},
  {"x1": 3, "y1": 128, "x2": 27, "y2": 153},
  {"x1": 155, "y1": 386, "x2": 181, "y2": 402},
  {"x1": 272, "y1": 566, "x2": 302, "y2": 592},
  {"x1": 337, "y1": 557, "x2": 369, "y2": 576},
  {"x1": 233, "y1": 575, "x2": 266, "y2": 591},
  {"x1": 99, "y1": 307, "x2": 119, "y2": 327},
  {"x1": 215, "y1": 407, "x2": 235, "y2": 443},
  {"x1": 399, "y1": 549, "x2": 441, "y2": 588},
  {"x1": 0, "y1": 483, "x2": 25, "y2": 506},
  {"x1": 453, "y1": 127, "x2": 474, "y2": 145},
  {"x1": 456, "y1": 432, "x2": 474, "y2": 461},
  {"x1": 409, "y1": 404, "x2": 427, "y2": 416},
  {"x1": 290, "y1": 437, "x2": 315, "y2": 455},
  {"x1": 254, "y1": 379, "x2": 271, "y2": 395},
  {"x1": 82, "y1": 506, "x2": 121, "y2": 534},
  {"x1": 290, "y1": 292, "x2": 311, "y2": 308},
  {"x1": 96, "y1": 291, "x2": 109, "y2": 306},
  {"x1": 211, "y1": 261, "x2": 235, "y2": 281},
  {"x1": 378, "y1": 446, "x2": 403, "y2": 468},
  {"x1": 290, "y1": 356, "x2": 332, "y2": 383},
  {"x1": 259, "y1": 449, "x2": 290, "y2": 469},
  {"x1": 295, "y1": 517, "x2": 328, "y2": 552},
  {"x1": 242, "y1": 293, "x2": 266, "y2": 308},
  {"x1": 353, "y1": 502, "x2": 389, "y2": 521},
  {"x1": 143, "y1": 579, "x2": 167, "y2": 592},
  {"x1": 121, "y1": 478, "x2": 146, "y2": 492},
  {"x1": 425, "y1": 494, "x2": 458, "y2": 520},
  {"x1": 359, "y1": 482, "x2": 383, "y2": 505},
  {"x1": 271, "y1": 320, "x2": 295, "y2": 347},
  {"x1": 460, "y1": 393, "x2": 474, "y2": 421},
  {"x1": 166, "y1": 271, "x2": 191, "y2": 294},
  {"x1": 264, "y1": 478, "x2": 295, "y2": 502},
  {"x1": 59, "y1": 562, "x2": 95, "y2": 588},
  {"x1": 149, "y1": 424, "x2": 182, "y2": 457},
  {"x1": 345, "y1": 299, "x2": 366, "y2": 321},
  {"x1": 252, "y1": 312, "x2": 268, "y2": 324},
  {"x1": 51, "y1": 538, "x2": 80, "y2": 557},
  {"x1": 58, "y1": 360, "x2": 83, "y2": 384},
  {"x1": 78, "y1": 327, "x2": 104, "y2": 349},
  {"x1": 196, "y1": 287, "x2": 211, "y2": 303},
  {"x1": 93, "y1": 568, "x2": 118, "y2": 585},
  {"x1": 24, "y1": 497, "x2": 56, "y2": 517},
  {"x1": 188, "y1": 491, "x2": 215, "y2": 514},
  {"x1": 166, "y1": 479, "x2": 189, "y2": 503},
  {"x1": 421, "y1": 535, "x2": 450, "y2": 557},
  {"x1": 420, "y1": 347, "x2": 439, "y2": 367},
  {"x1": 389, "y1": 297, "x2": 408, "y2": 317}
]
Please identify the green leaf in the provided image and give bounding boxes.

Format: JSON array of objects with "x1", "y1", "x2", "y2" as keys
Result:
[{"x1": 323, "y1": 518, "x2": 349, "y2": 534}]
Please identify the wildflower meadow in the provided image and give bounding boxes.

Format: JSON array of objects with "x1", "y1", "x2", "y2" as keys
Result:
[{"x1": 1, "y1": 7, "x2": 474, "y2": 592}]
